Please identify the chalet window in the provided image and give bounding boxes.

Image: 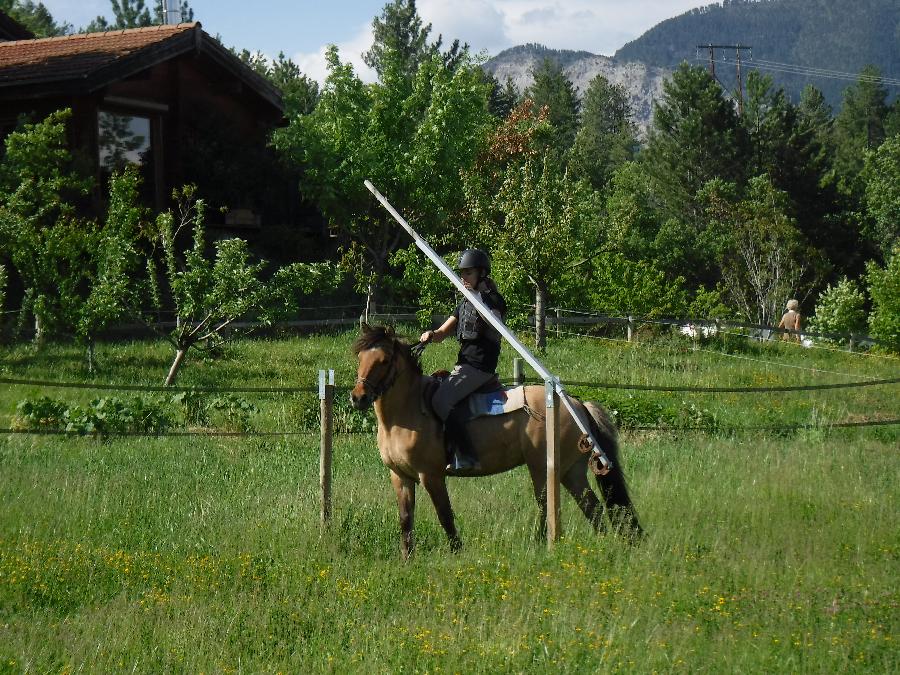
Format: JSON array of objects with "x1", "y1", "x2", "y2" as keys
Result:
[{"x1": 97, "y1": 110, "x2": 157, "y2": 205}]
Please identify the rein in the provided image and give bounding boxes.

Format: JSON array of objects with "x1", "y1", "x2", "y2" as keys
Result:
[{"x1": 355, "y1": 344, "x2": 401, "y2": 401}]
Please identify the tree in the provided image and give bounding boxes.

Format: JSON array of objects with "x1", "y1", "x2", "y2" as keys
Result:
[
  {"x1": 702, "y1": 175, "x2": 810, "y2": 326},
  {"x1": 470, "y1": 152, "x2": 599, "y2": 349},
  {"x1": 0, "y1": 0, "x2": 70, "y2": 36},
  {"x1": 274, "y1": 45, "x2": 493, "y2": 311},
  {"x1": 866, "y1": 244, "x2": 900, "y2": 353},
  {"x1": 146, "y1": 186, "x2": 338, "y2": 385},
  {"x1": 641, "y1": 64, "x2": 747, "y2": 227},
  {"x1": 568, "y1": 74, "x2": 636, "y2": 191},
  {"x1": 862, "y1": 134, "x2": 900, "y2": 259},
  {"x1": 0, "y1": 109, "x2": 93, "y2": 345},
  {"x1": 85, "y1": 0, "x2": 193, "y2": 32},
  {"x1": 483, "y1": 72, "x2": 519, "y2": 119},
  {"x1": 807, "y1": 277, "x2": 867, "y2": 344},
  {"x1": 235, "y1": 50, "x2": 319, "y2": 118},
  {"x1": 524, "y1": 58, "x2": 580, "y2": 157},
  {"x1": 363, "y1": 0, "x2": 465, "y2": 81},
  {"x1": 833, "y1": 65, "x2": 889, "y2": 193}
]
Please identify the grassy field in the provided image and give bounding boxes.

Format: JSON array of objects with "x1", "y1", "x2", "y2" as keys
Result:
[{"x1": 0, "y1": 328, "x2": 897, "y2": 672}]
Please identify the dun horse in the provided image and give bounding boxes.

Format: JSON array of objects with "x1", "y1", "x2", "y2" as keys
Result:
[{"x1": 351, "y1": 324, "x2": 642, "y2": 558}]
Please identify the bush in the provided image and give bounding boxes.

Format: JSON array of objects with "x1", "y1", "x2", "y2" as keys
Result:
[
  {"x1": 866, "y1": 245, "x2": 900, "y2": 352},
  {"x1": 808, "y1": 277, "x2": 867, "y2": 343},
  {"x1": 13, "y1": 395, "x2": 175, "y2": 436}
]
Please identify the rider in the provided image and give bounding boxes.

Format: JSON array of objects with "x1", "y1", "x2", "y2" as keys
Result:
[{"x1": 419, "y1": 249, "x2": 506, "y2": 474}]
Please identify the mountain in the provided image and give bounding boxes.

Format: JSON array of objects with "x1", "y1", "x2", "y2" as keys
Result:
[
  {"x1": 483, "y1": 1, "x2": 898, "y2": 132},
  {"x1": 483, "y1": 44, "x2": 670, "y2": 133},
  {"x1": 614, "y1": 0, "x2": 900, "y2": 109}
]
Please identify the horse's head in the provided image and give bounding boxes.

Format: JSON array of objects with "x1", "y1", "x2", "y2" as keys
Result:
[{"x1": 350, "y1": 324, "x2": 420, "y2": 410}]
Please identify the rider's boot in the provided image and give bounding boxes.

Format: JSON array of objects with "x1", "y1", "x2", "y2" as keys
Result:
[{"x1": 444, "y1": 404, "x2": 480, "y2": 475}]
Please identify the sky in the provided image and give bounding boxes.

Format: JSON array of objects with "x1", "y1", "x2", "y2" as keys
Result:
[{"x1": 37, "y1": 1, "x2": 714, "y2": 83}]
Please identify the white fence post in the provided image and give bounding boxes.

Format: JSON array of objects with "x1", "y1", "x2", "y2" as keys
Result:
[{"x1": 319, "y1": 369, "x2": 335, "y2": 525}]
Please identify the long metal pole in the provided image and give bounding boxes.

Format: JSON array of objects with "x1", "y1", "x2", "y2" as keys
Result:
[{"x1": 364, "y1": 179, "x2": 612, "y2": 472}]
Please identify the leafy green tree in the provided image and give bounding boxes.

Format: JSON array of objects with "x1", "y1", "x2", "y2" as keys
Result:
[
  {"x1": 885, "y1": 99, "x2": 900, "y2": 139},
  {"x1": 524, "y1": 58, "x2": 580, "y2": 157},
  {"x1": 833, "y1": 65, "x2": 890, "y2": 193},
  {"x1": 568, "y1": 74, "x2": 636, "y2": 191},
  {"x1": 77, "y1": 168, "x2": 145, "y2": 371},
  {"x1": 866, "y1": 244, "x2": 900, "y2": 352},
  {"x1": 862, "y1": 134, "x2": 900, "y2": 258},
  {"x1": 798, "y1": 84, "x2": 834, "y2": 157},
  {"x1": 702, "y1": 175, "x2": 810, "y2": 326},
  {"x1": 363, "y1": 0, "x2": 464, "y2": 80},
  {"x1": 642, "y1": 64, "x2": 747, "y2": 228},
  {"x1": 0, "y1": 109, "x2": 93, "y2": 344},
  {"x1": 807, "y1": 277, "x2": 867, "y2": 344},
  {"x1": 146, "y1": 186, "x2": 339, "y2": 385},
  {"x1": 274, "y1": 45, "x2": 493, "y2": 310},
  {"x1": 470, "y1": 152, "x2": 599, "y2": 349},
  {"x1": 559, "y1": 253, "x2": 689, "y2": 319},
  {"x1": 0, "y1": 0, "x2": 70, "y2": 36}
]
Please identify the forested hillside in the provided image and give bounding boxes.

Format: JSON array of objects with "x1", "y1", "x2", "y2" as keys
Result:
[{"x1": 614, "y1": 0, "x2": 900, "y2": 108}]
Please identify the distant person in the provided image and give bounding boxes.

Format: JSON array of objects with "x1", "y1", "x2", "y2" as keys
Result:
[{"x1": 778, "y1": 299, "x2": 802, "y2": 342}]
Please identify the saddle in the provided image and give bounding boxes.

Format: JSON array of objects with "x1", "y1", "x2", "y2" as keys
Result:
[{"x1": 421, "y1": 370, "x2": 524, "y2": 420}]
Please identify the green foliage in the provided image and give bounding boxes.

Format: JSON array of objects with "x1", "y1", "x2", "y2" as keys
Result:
[
  {"x1": 147, "y1": 186, "x2": 339, "y2": 384},
  {"x1": 862, "y1": 134, "x2": 900, "y2": 258},
  {"x1": 866, "y1": 244, "x2": 900, "y2": 352},
  {"x1": 273, "y1": 42, "x2": 492, "y2": 303},
  {"x1": 701, "y1": 175, "x2": 811, "y2": 326},
  {"x1": 13, "y1": 395, "x2": 175, "y2": 436},
  {"x1": 567, "y1": 75, "x2": 636, "y2": 191},
  {"x1": 390, "y1": 245, "x2": 457, "y2": 326},
  {"x1": 808, "y1": 277, "x2": 867, "y2": 343},
  {"x1": 833, "y1": 65, "x2": 890, "y2": 194},
  {"x1": 363, "y1": 0, "x2": 435, "y2": 80},
  {"x1": 524, "y1": 58, "x2": 580, "y2": 157},
  {"x1": 169, "y1": 390, "x2": 258, "y2": 432},
  {"x1": 0, "y1": 0, "x2": 71, "y2": 36},
  {"x1": 84, "y1": 0, "x2": 193, "y2": 32},
  {"x1": 560, "y1": 253, "x2": 689, "y2": 319}
]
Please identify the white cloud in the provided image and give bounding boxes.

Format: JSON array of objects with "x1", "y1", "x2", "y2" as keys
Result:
[{"x1": 291, "y1": 21, "x2": 377, "y2": 86}]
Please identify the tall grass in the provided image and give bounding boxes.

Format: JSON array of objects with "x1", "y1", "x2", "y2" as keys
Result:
[{"x1": 0, "y1": 331, "x2": 897, "y2": 672}]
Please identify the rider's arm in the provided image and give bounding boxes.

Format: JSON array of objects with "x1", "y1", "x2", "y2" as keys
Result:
[{"x1": 421, "y1": 315, "x2": 457, "y2": 344}]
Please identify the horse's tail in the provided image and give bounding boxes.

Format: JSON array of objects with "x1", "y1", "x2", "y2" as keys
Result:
[{"x1": 584, "y1": 401, "x2": 644, "y2": 539}]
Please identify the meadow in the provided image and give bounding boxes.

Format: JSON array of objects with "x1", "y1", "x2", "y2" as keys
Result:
[{"x1": 0, "y1": 327, "x2": 897, "y2": 672}]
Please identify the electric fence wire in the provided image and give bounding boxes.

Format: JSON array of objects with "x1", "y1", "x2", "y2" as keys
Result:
[{"x1": 696, "y1": 56, "x2": 900, "y2": 87}]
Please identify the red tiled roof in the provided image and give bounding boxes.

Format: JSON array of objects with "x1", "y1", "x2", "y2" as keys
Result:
[{"x1": 0, "y1": 23, "x2": 199, "y2": 88}]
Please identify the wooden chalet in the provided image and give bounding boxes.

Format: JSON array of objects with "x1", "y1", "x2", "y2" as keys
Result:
[{"x1": 0, "y1": 19, "x2": 303, "y2": 239}]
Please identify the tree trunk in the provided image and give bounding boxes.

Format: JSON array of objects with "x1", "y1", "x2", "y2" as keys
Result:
[
  {"x1": 535, "y1": 281, "x2": 547, "y2": 351},
  {"x1": 165, "y1": 348, "x2": 188, "y2": 386},
  {"x1": 33, "y1": 313, "x2": 45, "y2": 350}
]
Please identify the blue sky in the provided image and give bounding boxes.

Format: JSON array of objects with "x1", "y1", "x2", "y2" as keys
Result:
[{"x1": 38, "y1": 1, "x2": 712, "y2": 83}]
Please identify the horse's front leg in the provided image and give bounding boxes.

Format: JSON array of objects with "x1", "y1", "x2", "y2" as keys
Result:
[
  {"x1": 390, "y1": 470, "x2": 416, "y2": 560},
  {"x1": 421, "y1": 473, "x2": 461, "y2": 552}
]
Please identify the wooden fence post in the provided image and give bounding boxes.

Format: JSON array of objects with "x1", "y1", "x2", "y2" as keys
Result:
[
  {"x1": 556, "y1": 308, "x2": 561, "y2": 338},
  {"x1": 513, "y1": 358, "x2": 524, "y2": 386},
  {"x1": 848, "y1": 334, "x2": 857, "y2": 353},
  {"x1": 319, "y1": 369, "x2": 334, "y2": 525},
  {"x1": 627, "y1": 316, "x2": 634, "y2": 343},
  {"x1": 546, "y1": 377, "x2": 561, "y2": 546}
]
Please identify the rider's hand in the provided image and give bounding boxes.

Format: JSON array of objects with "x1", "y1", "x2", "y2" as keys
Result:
[{"x1": 419, "y1": 330, "x2": 433, "y2": 343}]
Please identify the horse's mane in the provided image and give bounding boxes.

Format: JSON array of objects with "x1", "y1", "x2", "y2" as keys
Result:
[{"x1": 353, "y1": 324, "x2": 423, "y2": 375}]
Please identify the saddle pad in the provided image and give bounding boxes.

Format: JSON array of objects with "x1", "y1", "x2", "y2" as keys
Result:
[{"x1": 467, "y1": 385, "x2": 526, "y2": 418}]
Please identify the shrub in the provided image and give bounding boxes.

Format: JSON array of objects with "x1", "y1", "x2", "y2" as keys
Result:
[
  {"x1": 13, "y1": 395, "x2": 175, "y2": 436},
  {"x1": 808, "y1": 277, "x2": 867, "y2": 343},
  {"x1": 866, "y1": 245, "x2": 900, "y2": 352}
]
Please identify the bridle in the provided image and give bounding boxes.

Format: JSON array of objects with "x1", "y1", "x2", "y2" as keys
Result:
[{"x1": 355, "y1": 343, "x2": 400, "y2": 401}]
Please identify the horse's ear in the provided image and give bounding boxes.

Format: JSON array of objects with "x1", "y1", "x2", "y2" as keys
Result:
[{"x1": 361, "y1": 322, "x2": 371, "y2": 334}]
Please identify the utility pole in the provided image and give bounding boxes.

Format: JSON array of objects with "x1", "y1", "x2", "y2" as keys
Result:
[{"x1": 697, "y1": 44, "x2": 753, "y2": 115}]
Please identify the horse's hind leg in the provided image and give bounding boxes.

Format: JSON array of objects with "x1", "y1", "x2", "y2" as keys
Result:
[
  {"x1": 390, "y1": 470, "x2": 416, "y2": 560},
  {"x1": 421, "y1": 473, "x2": 462, "y2": 552},
  {"x1": 562, "y1": 459, "x2": 604, "y2": 531},
  {"x1": 596, "y1": 469, "x2": 644, "y2": 540}
]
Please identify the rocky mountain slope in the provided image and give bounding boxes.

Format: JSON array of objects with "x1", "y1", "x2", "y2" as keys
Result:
[{"x1": 482, "y1": 44, "x2": 670, "y2": 133}]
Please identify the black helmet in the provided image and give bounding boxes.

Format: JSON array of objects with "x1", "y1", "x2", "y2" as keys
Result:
[{"x1": 457, "y1": 248, "x2": 490, "y2": 274}]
